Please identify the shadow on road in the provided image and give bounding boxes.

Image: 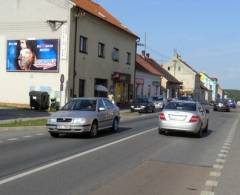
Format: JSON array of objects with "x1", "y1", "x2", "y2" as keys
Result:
[
  {"x1": 161, "y1": 129, "x2": 213, "y2": 139},
  {"x1": 55, "y1": 127, "x2": 133, "y2": 139}
]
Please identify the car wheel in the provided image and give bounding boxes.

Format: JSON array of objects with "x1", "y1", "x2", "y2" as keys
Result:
[
  {"x1": 112, "y1": 118, "x2": 119, "y2": 132},
  {"x1": 49, "y1": 132, "x2": 59, "y2": 138},
  {"x1": 158, "y1": 128, "x2": 164, "y2": 135},
  {"x1": 197, "y1": 125, "x2": 203, "y2": 138},
  {"x1": 90, "y1": 121, "x2": 98, "y2": 138},
  {"x1": 204, "y1": 120, "x2": 209, "y2": 133},
  {"x1": 152, "y1": 107, "x2": 155, "y2": 113}
]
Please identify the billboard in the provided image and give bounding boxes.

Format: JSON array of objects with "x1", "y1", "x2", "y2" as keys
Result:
[{"x1": 7, "y1": 39, "x2": 59, "y2": 72}]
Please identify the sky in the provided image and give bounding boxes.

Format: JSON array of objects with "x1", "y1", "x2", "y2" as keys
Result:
[{"x1": 97, "y1": 0, "x2": 240, "y2": 89}]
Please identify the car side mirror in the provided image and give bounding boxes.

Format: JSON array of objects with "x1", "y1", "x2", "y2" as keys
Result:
[{"x1": 98, "y1": 107, "x2": 106, "y2": 112}]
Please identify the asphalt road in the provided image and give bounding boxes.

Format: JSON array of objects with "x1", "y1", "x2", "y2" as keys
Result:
[{"x1": 0, "y1": 108, "x2": 239, "y2": 195}]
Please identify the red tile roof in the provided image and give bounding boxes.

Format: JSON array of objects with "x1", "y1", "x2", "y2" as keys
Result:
[
  {"x1": 74, "y1": 0, "x2": 137, "y2": 38},
  {"x1": 136, "y1": 55, "x2": 163, "y2": 77}
]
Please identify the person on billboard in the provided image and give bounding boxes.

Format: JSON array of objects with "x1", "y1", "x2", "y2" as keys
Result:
[{"x1": 17, "y1": 40, "x2": 36, "y2": 71}]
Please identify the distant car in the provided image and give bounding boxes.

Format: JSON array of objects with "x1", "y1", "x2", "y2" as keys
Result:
[
  {"x1": 158, "y1": 100, "x2": 209, "y2": 137},
  {"x1": 151, "y1": 96, "x2": 167, "y2": 110},
  {"x1": 46, "y1": 97, "x2": 120, "y2": 138},
  {"x1": 227, "y1": 99, "x2": 236, "y2": 108},
  {"x1": 130, "y1": 98, "x2": 155, "y2": 113},
  {"x1": 213, "y1": 100, "x2": 230, "y2": 112},
  {"x1": 178, "y1": 96, "x2": 193, "y2": 101}
]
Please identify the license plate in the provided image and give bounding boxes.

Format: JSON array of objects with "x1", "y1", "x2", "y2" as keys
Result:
[
  {"x1": 169, "y1": 115, "x2": 186, "y2": 121},
  {"x1": 57, "y1": 125, "x2": 70, "y2": 129}
]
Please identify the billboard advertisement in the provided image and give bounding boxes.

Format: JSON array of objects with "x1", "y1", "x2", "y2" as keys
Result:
[{"x1": 7, "y1": 39, "x2": 59, "y2": 72}]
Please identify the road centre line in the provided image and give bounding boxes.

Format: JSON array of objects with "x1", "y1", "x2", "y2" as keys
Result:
[
  {"x1": 23, "y1": 135, "x2": 32, "y2": 138},
  {"x1": 7, "y1": 138, "x2": 18, "y2": 141},
  {"x1": 0, "y1": 127, "x2": 157, "y2": 185}
]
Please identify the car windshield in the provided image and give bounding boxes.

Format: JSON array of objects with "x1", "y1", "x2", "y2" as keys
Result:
[
  {"x1": 135, "y1": 98, "x2": 149, "y2": 103},
  {"x1": 165, "y1": 101, "x2": 196, "y2": 111},
  {"x1": 152, "y1": 96, "x2": 163, "y2": 101},
  {"x1": 61, "y1": 99, "x2": 97, "y2": 111}
]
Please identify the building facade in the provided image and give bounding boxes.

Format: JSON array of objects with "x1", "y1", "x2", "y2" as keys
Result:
[
  {"x1": 163, "y1": 55, "x2": 202, "y2": 101},
  {"x1": 135, "y1": 55, "x2": 161, "y2": 98},
  {"x1": 145, "y1": 57, "x2": 182, "y2": 99},
  {"x1": 0, "y1": 0, "x2": 137, "y2": 107}
]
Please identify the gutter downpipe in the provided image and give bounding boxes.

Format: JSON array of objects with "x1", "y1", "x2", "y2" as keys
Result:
[
  {"x1": 134, "y1": 37, "x2": 140, "y2": 100},
  {"x1": 72, "y1": 7, "x2": 80, "y2": 97}
]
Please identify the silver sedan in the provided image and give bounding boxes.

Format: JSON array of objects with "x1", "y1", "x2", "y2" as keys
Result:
[
  {"x1": 158, "y1": 100, "x2": 209, "y2": 137},
  {"x1": 46, "y1": 97, "x2": 120, "y2": 138}
]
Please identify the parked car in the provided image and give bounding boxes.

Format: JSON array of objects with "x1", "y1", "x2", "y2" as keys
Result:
[
  {"x1": 213, "y1": 100, "x2": 230, "y2": 112},
  {"x1": 158, "y1": 100, "x2": 209, "y2": 137},
  {"x1": 130, "y1": 98, "x2": 155, "y2": 113},
  {"x1": 227, "y1": 99, "x2": 236, "y2": 108},
  {"x1": 46, "y1": 97, "x2": 120, "y2": 138},
  {"x1": 151, "y1": 96, "x2": 167, "y2": 110}
]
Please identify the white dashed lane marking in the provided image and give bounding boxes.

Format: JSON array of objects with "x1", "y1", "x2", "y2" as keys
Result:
[
  {"x1": 200, "y1": 191, "x2": 215, "y2": 195},
  {"x1": 209, "y1": 171, "x2": 221, "y2": 177},
  {"x1": 23, "y1": 135, "x2": 32, "y2": 138},
  {"x1": 216, "y1": 159, "x2": 226, "y2": 164},
  {"x1": 7, "y1": 138, "x2": 18, "y2": 141},
  {"x1": 205, "y1": 180, "x2": 218, "y2": 187}
]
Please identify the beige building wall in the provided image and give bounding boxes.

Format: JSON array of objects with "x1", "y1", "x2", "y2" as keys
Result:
[
  {"x1": 0, "y1": 0, "x2": 72, "y2": 106},
  {"x1": 163, "y1": 57, "x2": 201, "y2": 100},
  {"x1": 69, "y1": 8, "x2": 136, "y2": 101}
]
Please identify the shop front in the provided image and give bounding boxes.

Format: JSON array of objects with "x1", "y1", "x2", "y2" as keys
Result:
[{"x1": 112, "y1": 72, "x2": 133, "y2": 107}]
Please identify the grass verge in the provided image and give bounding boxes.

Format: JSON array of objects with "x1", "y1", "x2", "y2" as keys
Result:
[{"x1": 0, "y1": 119, "x2": 47, "y2": 127}]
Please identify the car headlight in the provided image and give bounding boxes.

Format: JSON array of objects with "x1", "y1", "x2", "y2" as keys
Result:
[
  {"x1": 72, "y1": 118, "x2": 86, "y2": 124},
  {"x1": 141, "y1": 105, "x2": 146, "y2": 108},
  {"x1": 131, "y1": 105, "x2": 134, "y2": 108},
  {"x1": 218, "y1": 103, "x2": 223, "y2": 106},
  {"x1": 48, "y1": 118, "x2": 56, "y2": 123}
]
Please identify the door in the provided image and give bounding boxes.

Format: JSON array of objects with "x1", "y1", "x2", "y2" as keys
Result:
[
  {"x1": 103, "y1": 99, "x2": 115, "y2": 127},
  {"x1": 97, "y1": 99, "x2": 108, "y2": 129}
]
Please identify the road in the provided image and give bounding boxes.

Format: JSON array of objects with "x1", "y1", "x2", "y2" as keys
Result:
[{"x1": 0, "y1": 109, "x2": 239, "y2": 195}]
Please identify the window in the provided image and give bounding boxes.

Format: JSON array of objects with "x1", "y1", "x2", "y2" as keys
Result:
[
  {"x1": 79, "y1": 36, "x2": 87, "y2": 53},
  {"x1": 103, "y1": 99, "x2": 115, "y2": 109},
  {"x1": 98, "y1": 99, "x2": 105, "y2": 109},
  {"x1": 112, "y1": 48, "x2": 119, "y2": 62},
  {"x1": 79, "y1": 79, "x2": 85, "y2": 97},
  {"x1": 178, "y1": 66, "x2": 181, "y2": 71},
  {"x1": 168, "y1": 67, "x2": 171, "y2": 71},
  {"x1": 98, "y1": 42, "x2": 105, "y2": 58},
  {"x1": 126, "y1": 52, "x2": 131, "y2": 65}
]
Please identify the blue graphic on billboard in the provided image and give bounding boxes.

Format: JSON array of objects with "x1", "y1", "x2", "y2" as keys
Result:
[{"x1": 7, "y1": 39, "x2": 59, "y2": 72}]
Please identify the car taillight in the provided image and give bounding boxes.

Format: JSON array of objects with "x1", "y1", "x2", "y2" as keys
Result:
[
  {"x1": 159, "y1": 113, "x2": 166, "y2": 120},
  {"x1": 189, "y1": 115, "x2": 200, "y2": 123}
]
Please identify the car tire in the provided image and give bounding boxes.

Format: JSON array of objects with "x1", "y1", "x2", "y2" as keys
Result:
[
  {"x1": 158, "y1": 128, "x2": 164, "y2": 135},
  {"x1": 90, "y1": 121, "x2": 98, "y2": 138},
  {"x1": 204, "y1": 121, "x2": 209, "y2": 133},
  {"x1": 197, "y1": 125, "x2": 203, "y2": 138},
  {"x1": 49, "y1": 132, "x2": 59, "y2": 138},
  {"x1": 112, "y1": 118, "x2": 119, "y2": 132}
]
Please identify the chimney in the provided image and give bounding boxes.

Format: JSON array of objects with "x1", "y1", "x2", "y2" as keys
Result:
[
  {"x1": 146, "y1": 53, "x2": 150, "y2": 58},
  {"x1": 141, "y1": 50, "x2": 146, "y2": 57}
]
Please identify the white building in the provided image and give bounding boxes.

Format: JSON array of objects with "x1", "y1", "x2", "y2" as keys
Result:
[
  {"x1": 0, "y1": 0, "x2": 137, "y2": 107},
  {"x1": 135, "y1": 54, "x2": 161, "y2": 98}
]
